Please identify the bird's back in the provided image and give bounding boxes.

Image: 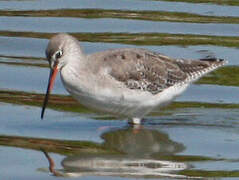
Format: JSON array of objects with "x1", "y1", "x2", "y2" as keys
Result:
[{"x1": 87, "y1": 48, "x2": 226, "y2": 95}]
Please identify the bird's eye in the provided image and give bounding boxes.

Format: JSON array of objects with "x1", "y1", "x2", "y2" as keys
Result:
[{"x1": 55, "y1": 50, "x2": 63, "y2": 59}]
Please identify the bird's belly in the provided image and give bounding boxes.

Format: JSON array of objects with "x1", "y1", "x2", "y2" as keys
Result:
[
  {"x1": 61, "y1": 66, "x2": 188, "y2": 118},
  {"x1": 66, "y1": 87, "x2": 152, "y2": 118},
  {"x1": 64, "y1": 83, "x2": 188, "y2": 118}
]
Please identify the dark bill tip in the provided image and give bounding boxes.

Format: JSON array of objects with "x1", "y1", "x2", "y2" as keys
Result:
[{"x1": 41, "y1": 65, "x2": 58, "y2": 119}]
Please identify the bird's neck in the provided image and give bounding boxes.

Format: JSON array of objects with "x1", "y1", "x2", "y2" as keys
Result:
[
  {"x1": 63, "y1": 51, "x2": 89, "y2": 77},
  {"x1": 60, "y1": 55, "x2": 92, "y2": 98}
]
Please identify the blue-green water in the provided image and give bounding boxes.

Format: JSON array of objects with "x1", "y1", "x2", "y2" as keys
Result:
[{"x1": 1, "y1": 0, "x2": 239, "y2": 179}]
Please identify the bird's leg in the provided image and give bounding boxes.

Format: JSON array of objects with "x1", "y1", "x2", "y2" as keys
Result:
[
  {"x1": 41, "y1": 149, "x2": 64, "y2": 177},
  {"x1": 128, "y1": 117, "x2": 142, "y2": 125},
  {"x1": 128, "y1": 117, "x2": 144, "y2": 134}
]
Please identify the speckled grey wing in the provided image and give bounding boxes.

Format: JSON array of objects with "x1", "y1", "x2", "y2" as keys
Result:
[
  {"x1": 174, "y1": 57, "x2": 226, "y2": 81},
  {"x1": 95, "y1": 48, "x2": 187, "y2": 94},
  {"x1": 91, "y1": 48, "x2": 226, "y2": 94}
]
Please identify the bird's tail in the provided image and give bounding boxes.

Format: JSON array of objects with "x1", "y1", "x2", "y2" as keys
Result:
[{"x1": 176, "y1": 57, "x2": 227, "y2": 82}]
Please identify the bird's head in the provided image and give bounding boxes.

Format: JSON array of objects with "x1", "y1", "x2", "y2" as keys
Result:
[{"x1": 41, "y1": 33, "x2": 82, "y2": 119}]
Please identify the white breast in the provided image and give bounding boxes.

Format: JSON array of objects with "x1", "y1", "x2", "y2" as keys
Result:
[{"x1": 60, "y1": 64, "x2": 189, "y2": 118}]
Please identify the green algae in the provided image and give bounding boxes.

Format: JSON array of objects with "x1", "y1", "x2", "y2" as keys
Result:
[
  {"x1": 0, "y1": 90, "x2": 95, "y2": 114},
  {"x1": 197, "y1": 66, "x2": 239, "y2": 86},
  {"x1": 1, "y1": 31, "x2": 239, "y2": 47},
  {"x1": 164, "y1": 101, "x2": 239, "y2": 110},
  {"x1": 157, "y1": 0, "x2": 239, "y2": 6},
  {"x1": 0, "y1": 135, "x2": 120, "y2": 156},
  {"x1": 154, "y1": 154, "x2": 223, "y2": 162},
  {"x1": 179, "y1": 169, "x2": 239, "y2": 177},
  {"x1": 1, "y1": 90, "x2": 239, "y2": 116},
  {"x1": 1, "y1": 9, "x2": 239, "y2": 24}
]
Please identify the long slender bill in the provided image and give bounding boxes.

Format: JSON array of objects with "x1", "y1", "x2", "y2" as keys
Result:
[{"x1": 41, "y1": 65, "x2": 58, "y2": 119}]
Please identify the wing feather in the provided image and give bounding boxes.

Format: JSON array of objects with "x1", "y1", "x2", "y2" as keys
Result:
[{"x1": 88, "y1": 48, "x2": 226, "y2": 94}]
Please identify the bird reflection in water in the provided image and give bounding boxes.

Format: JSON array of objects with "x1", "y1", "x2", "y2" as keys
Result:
[{"x1": 42, "y1": 126, "x2": 188, "y2": 178}]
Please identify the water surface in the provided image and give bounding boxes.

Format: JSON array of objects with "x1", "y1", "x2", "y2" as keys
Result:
[{"x1": 1, "y1": 0, "x2": 239, "y2": 179}]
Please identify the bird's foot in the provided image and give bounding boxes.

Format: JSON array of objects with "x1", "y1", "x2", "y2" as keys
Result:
[{"x1": 128, "y1": 117, "x2": 142, "y2": 125}]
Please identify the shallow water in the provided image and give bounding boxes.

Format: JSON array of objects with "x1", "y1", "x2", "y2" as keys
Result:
[
  {"x1": 1, "y1": 0, "x2": 239, "y2": 17},
  {"x1": 2, "y1": 17, "x2": 239, "y2": 36},
  {"x1": 1, "y1": 0, "x2": 239, "y2": 179}
]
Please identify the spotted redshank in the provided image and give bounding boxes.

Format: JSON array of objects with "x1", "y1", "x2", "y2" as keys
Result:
[{"x1": 41, "y1": 33, "x2": 227, "y2": 124}]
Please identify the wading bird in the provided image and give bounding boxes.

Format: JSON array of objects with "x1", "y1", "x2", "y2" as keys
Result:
[{"x1": 41, "y1": 33, "x2": 226, "y2": 124}]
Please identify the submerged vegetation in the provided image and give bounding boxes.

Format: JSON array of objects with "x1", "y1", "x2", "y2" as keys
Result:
[
  {"x1": 0, "y1": 90, "x2": 94, "y2": 114},
  {"x1": 1, "y1": 9, "x2": 239, "y2": 23},
  {"x1": 197, "y1": 66, "x2": 239, "y2": 86},
  {"x1": 179, "y1": 169, "x2": 239, "y2": 178},
  {"x1": 158, "y1": 0, "x2": 239, "y2": 6},
  {"x1": 1, "y1": 90, "x2": 239, "y2": 116},
  {"x1": 1, "y1": 31, "x2": 239, "y2": 47},
  {"x1": 0, "y1": 135, "x2": 120, "y2": 155}
]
